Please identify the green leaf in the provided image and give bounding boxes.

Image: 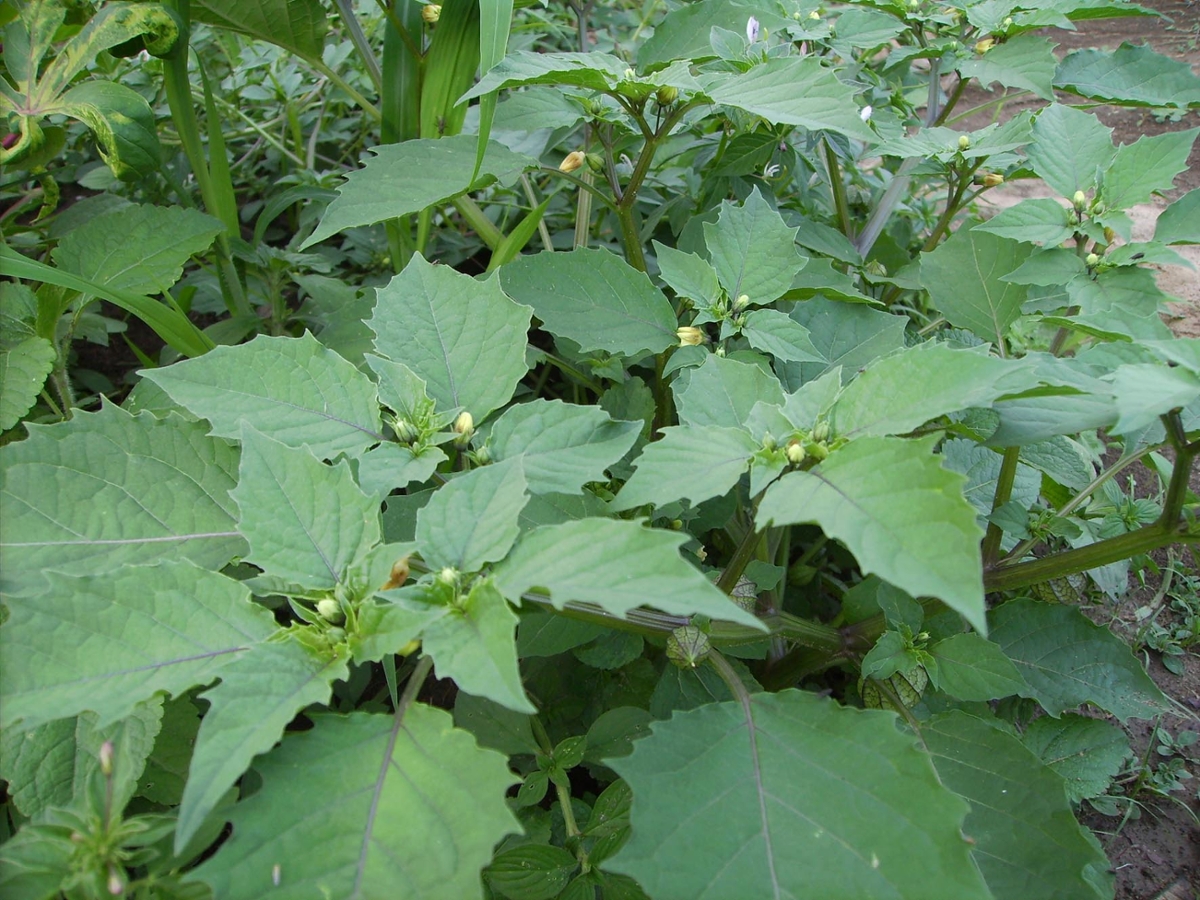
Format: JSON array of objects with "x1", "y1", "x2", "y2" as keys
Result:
[
  {"x1": 0, "y1": 336, "x2": 55, "y2": 431},
  {"x1": 303, "y1": 137, "x2": 535, "y2": 248},
  {"x1": 0, "y1": 699, "x2": 163, "y2": 820},
  {"x1": 0, "y1": 822, "x2": 74, "y2": 900},
  {"x1": 500, "y1": 248, "x2": 677, "y2": 357},
  {"x1": 488, "y1": 400, "x2": 640, "y2": 495},
  {"x1": 1022, "y1": 714, "x2": 1130, "y2": 803},
  {"x1": 927, "y1": 633, "x2": 1029, "y2": 701},
  {"x1": 350, "y1": 592, "x2": 449, "y2": 664},
  {"x1": 424, "y1": 578, "x2": 533, "y2": 714},
  {"x1": 372, "y1": 255, "x2": 531, "y2": 422},
  {"x1": 611, "y1": 425, "x2": 758, "y2": 511},
  {"x1": 1055, "y1": 42, "x2": 1200, "y2": 108},
  {"x1": 176, "y1": 635, "x2": 348, "y2": 852},
  {"x1": 143, "y1": 332, "x2": 384, "y2": 458},
  {"x1": 356, "y1": 443, "x2": 448, "y2": 501},
  {"x1": 739, "y1": 309, "x2": 823, "y2": 363},
  {"x1": 637, "y1": 0, "x2": 790, "y2": 66},
  {"x1": 941, "y1": 438, "x2": 1041, "y2": 523},
  {"x1": 703, "y1": 187, "x2": 805, "y2": 306},
  {"x1": 920, "y1": 711, "x2": 1111, "y2": 900},
  {"x1": 922, "y1": 229, "x2": 1033, "y2": 342},
  {"x1": 55, "y1": 80, "x2": 160, "y2": 178},
  {"x1": 759, "y1": 436, "x2": 986, "y2": 633},
  {"x1": 192, "y1": 0, "x2": 328, "y2": 60},
  {"x1": 453, "y1": 692, "x2": 538, "y2": 755},
  {"x1": 778, "y1": 297, "x2": 906, "y2": 389},
  {"x1": 462, "y1": 50, "x2": 629, "y2": 100},
  {"x1": 607, "y1": 690, "x2": 990, "y2": 900},
  {"x1": 1100, "y1": 128, "x2": 1200, "y2": 210},
  {"x1": 1025, "y1": 104, "x2": 1114, "y2": 198},
  {"x1": 138, "y1": 695, "x2": 201, "y2": 806},
  {"x1": 0, "y1": 562, "x2": 274, "y2": 731},
  {"x1": 189, "y1": 708, "x2": 520, "y2": 899},
  {"x1": 1155, "y1": 189, "x2": 1200, "y2": 244},
  {"x1": 0, "y1": 405, "x2": 243, "y2": 597},
  {"x1": 50, "y1": 204, "x2": 223, "y2": 296},
  {"x1": 1108, "y1": 363, "x2": 1200, "y2": 435},
  {"x1": 958, "y1": 34, "x2": 1058, "y2": 99},
  {"x1": 653, "y1": 242, "x2": 722, "y2": 307},
  {"x1": 487, "y1": 845, "x2": 579, "y2": 900},
  {"x1": 494, "y1": 518, "x2": 764, "y2": 629},
  {"x1": 674, "y1": 354, "x2": 785, "y2": 430},
  {"x1": 831, "y1": 344, "x2": 1038, "y2": 439},
  {"x1": 1062, "y1": 266, "x2": 1173, "y2": 341},
  {"x1": 989, "y1": 597, "x2": 1167, "y2": 720},
  {"x1": 972, "y1": 199, "x2": 1073, "y2": 246},
  {"x1": 416, "y1": 460, "x2": 528, "y2": 573},
  {"x1": 702, "y1": 58, "x2": 876, "y2": 142},
  {"x1": 234, "y1": 428, "x2": 380, "y2": 589}
]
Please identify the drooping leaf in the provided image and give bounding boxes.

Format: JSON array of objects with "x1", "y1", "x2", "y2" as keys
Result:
[
  {"x1": 1025, "y1": 104, "x2": 1114, "y2": 198},
  {"x1": 500, "y1": 248, "x2": 677, "y2": 358},
  {"x1": 1055, "y1": 42, "x2": 1200, "y2": 108},
  {"x1": 461, "y1": 49, "x2": 629, "y2": 99},
  {"x1": 0, "y1": 699, "x2": 163, "y2": 820},
  {"x1": 494, "y1": 518, "x2": 764, "y2": 629},
  {"x1": 701, "y1": 58, "x2": 876, "y2": 141},
  {"x1": 488, "y1": 399, "x2": 640, "y2": 495},
  {"x1": 611, "y1": 425, "x2": 758, "y2": 511},
  {"x1": 831, "y1": 344, "x2": 1039, "y2": 439},
  {"x1": 957, "y1": 34, "x2": 1058, "y2": 99},
  {"x1": 143, "y1": 332, "x2": 384, "y2": 458},
  {"x1": 234, "y1": 428, "x2": 380, "y2": 590},
  {"x1": 759, "y1": 436, "x2": 986, "y2": 633},
  {"x1": 920, "y1": 711, "x2": 1112, "y2": 900},
  {"x1": 674, "y1": 354, "x2": 785, "y2": 430},
  {"x1": 0, "y1": 563, "x2": 274, "y2": 731},
  {"x1": 0, "y1": 336, "x2": 55, "y2": 431},
  {"x1": 175, "y1": 635, "x2": 349, "y2": 851},
  {"x1": 927, "y1": 633, "x2": 1029, "y2": 701},
  {"x1": 416, "y1": 460, "x2": 528, "y2": 573},
  {"x1": 1021, "y1": 714, "x2": 1130, "y2": 803},
  {"x1": 50, "y1": 204, "x2": 224, "y2": 296},
  {"x1": 55, "y1": 80, "x2": 161, "y2": 178},
  {"x1": 0, "y1": 405, "x2": 243, "y2": 597},
  {"x1": 922, "y1": 229, "x2": 1032, "y2": 343},
  {"x1": 189, "y1": 708, "x2": 520, "y2": 900},
  {"x1": 303, "y1": 137, "x2": 535, "y2": 248},
  {"x1": 607, "y1": 690, "x2": 990, "y2": 900},
  {"x1": 703, "y1": 187, "x2": 805, "y2": 306},
  {"x1": 192, "y1": 0, "x2": 328, "y2": 59},
  {"x1": 423, "y1": 578, "x2": 534, "y2": 713},
  {"x1": 989, "y1": 598, "x2": 1167, "y2": 720},
  {"x1": 371, "y1": 255, "x2": 531, "y2": 422}
]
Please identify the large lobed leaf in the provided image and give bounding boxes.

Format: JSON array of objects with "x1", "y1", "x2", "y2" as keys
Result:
[
  {"x1": 372, "y1": 255, "x2": 532, "y2": 422},
  {"x1": 759, "y1": 436, "x2": 986, "y2": 633},
  {"x1": 607, "y1": 690, "x2": 990, "y2": 900},
  {"x1": 0, "y1": 404, "x2": 243, "y2": 597},
  {"x1": 0, "y1": 562, "x2": 274, "y2": 732},
  {"x1": 611, "y1": 425, "x2": 758, "y2": 511},
  {"x1": 190, "y1": 708, "x2": 520, "y2": 900},
  {"x1": 921, "y1": 230, "x2": 1032, "y2": 345}
]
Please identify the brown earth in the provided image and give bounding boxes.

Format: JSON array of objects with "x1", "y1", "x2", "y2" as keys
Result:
[{"x1": 962, "y1": 3, "x2": 1200, "y2": 897}]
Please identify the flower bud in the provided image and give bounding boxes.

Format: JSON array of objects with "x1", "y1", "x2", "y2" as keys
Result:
[
  {"x1": 676, "y1": 326, "x2": 704, "y2": 346},
  {"x1": 585, "y1": 152, "x2": 605, "y2": 173},
  {"x1": 99, "y1": 741, "x2": 114, "y2": 777},
  {"x1": 1002, "y1": 16, "x2": 1013, "y2": 26},
  {"x1": 746, "y1": 16, "x2": 761, "y2": 43},
  {"x1": 734, "y1": 293, "x2": 750, "y2": 311},
  {"x1": 809, "y1": 9, "x2": 821, "y2": 19},
  {"x1": 785, "y1": 441, "x2": 806, "y2": 465},
  {"x1": 421, "y1": 4, "x2": 441, "y2": 24},
  {"x1": 761, "y1": 433, "x2": 777, "y2": 451},
  {"x1": 811, "y1": 420, "x2": 830, "y2": 442},
  {"x1": 974, "y1": 37, "x2": 995, "y2": 54},
  {"x1": 559, "y1": 150, "x2": 585, "y2": 173},
  {"x1": 808, "y1": 440, "x2": 830, "y2": 461},
  {"x1": 382, "y1": 556, "x2": 410, "y2": 591},
  {"x1": 438, "y1": 567, "x2": 459, "y2": 585},
  {"x1": 1103, "y1": 226, "x2": 1116, "y2": 244},
  {"x1": 622, "y1": 67, "x2": 636, "y2": 81},
  {"x1": 860, "y1": 105, "x2": 873, "y2": 122},
  {"x1": 957, "y1": 134, "x2": 971, "y2": 151},
  {"x1": 399, "y1": 639, "x2": 421, "y2": 656},
  {"x1": 1072, "y1": 190, "x2": 1087, "y2": 210},
  {"x1": 316, "y1": 598, "x2": 343, "y2": 623},
  {"x1": 453, "y1": 410, "x2": 474, "y2": 446},
  {"x1": 655, "y1": 85, "x2": 678, "y2": 105},
  {"x1": 108, "y1": 867, "x2": 125, "y2": 896},
  {"x1": 393, "y1": 418, "x2": 420, "y2": 444},
  {"x1": 982, "y1": 172, "x2": 1004, "y2": 187},
  {"x1": 1086, "y1": 252, "x2": 1100, "y2": 267}
]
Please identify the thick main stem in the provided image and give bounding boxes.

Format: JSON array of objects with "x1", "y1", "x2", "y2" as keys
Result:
[{"x1": 982, "y1": 446, "x2": 1020, "y2": 565}]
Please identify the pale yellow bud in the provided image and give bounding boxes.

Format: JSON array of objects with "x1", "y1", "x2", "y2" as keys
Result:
[
  {"x1": 1072, "y1": 190, "x2": 1087, "y2": 210},
  {"x1": 1086, "y1": 252, "x2": 1100, "y2": 267},
  {"x1": 453, "y1": 411, "x2": 474, "y2": 446},
  {"x1": 99, "y1": 741, "x2": 114, "y2": 777},
  {"x1": 422, "y1": 4, "x2": 441, "y2": 24},
  {"x1": 785, "y1": 441, "x2": 806, "y2": 465},
  {"x1": 974, "y1": 37, "x2": 995, "y2": 54},
  {"x1": 983, "y1": 172, "x2": 1004, "y2": 187},
  {"x1": 958, "y1": 134, "x2": 971, "y2": 151},
  {"x1": 316, "y1": 598, "x2": 343, "y2": 623},
  {"x1": 676, "y1": 326, "x2": 704, "y2": 346},
  {"x1": 559, "y1": 150, "x2": 586, "y2": 173}
]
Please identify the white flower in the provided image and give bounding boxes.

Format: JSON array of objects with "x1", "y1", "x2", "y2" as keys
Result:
[
  {"x1": 764, "y1": 162, "x2": 782, "y2": 178},
  {"x1": 860, "y1": 105, "x2": 873, "y2": 122},
  {"x1": 746, "y1": 16, "x2": 760, "y2": 43}
]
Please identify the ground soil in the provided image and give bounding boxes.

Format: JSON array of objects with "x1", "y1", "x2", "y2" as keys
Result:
[{"x1": 963, "y1": 4, "x2": 1200, "y2": 897}]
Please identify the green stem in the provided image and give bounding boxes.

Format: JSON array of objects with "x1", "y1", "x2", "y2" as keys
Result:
[
  {"x1": 982, "y1": 446, "x2": 1020, "y2": 565},
  {"x1": 531, "y1": 718, "x2": 580, "y2": 837},
  {"x1": 453, "y1": 196, "x2": 503, "y2": 249},
  {"x1": 397, "y1": 654, "x2": 434, "y2": 716},
  {"x1": 310, "y1": 59, "x2": 383, "y2": 122},
  {"x1": 707, "y1": 649, "x2": 753, "y2": 706},
  {"x1": 716, "y1": 522, "x2": 763, "y2": 595},
  {"x1": 1160, "y1": 411, "x2": 1195, "y2": 526},
  {"x1": 331, "y1": 0, "x2": 383, "y2": 92},
  {"x1": 521, "y1": 175, "x2": 554, "y2": 252},
  {"x1": 823, "y1": 139, "x2": 853, "y2": 240}
]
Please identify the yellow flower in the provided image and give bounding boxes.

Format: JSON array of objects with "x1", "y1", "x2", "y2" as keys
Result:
[
  {"x1": 974, "y1": 37, "x2": 995, "y2": 54},
  {"x1": 676, "y1": 326, "x2": 704, "y2": 346},
  {"x1": 559, "y1": 150, "x2": 586, "y2": 173}
]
